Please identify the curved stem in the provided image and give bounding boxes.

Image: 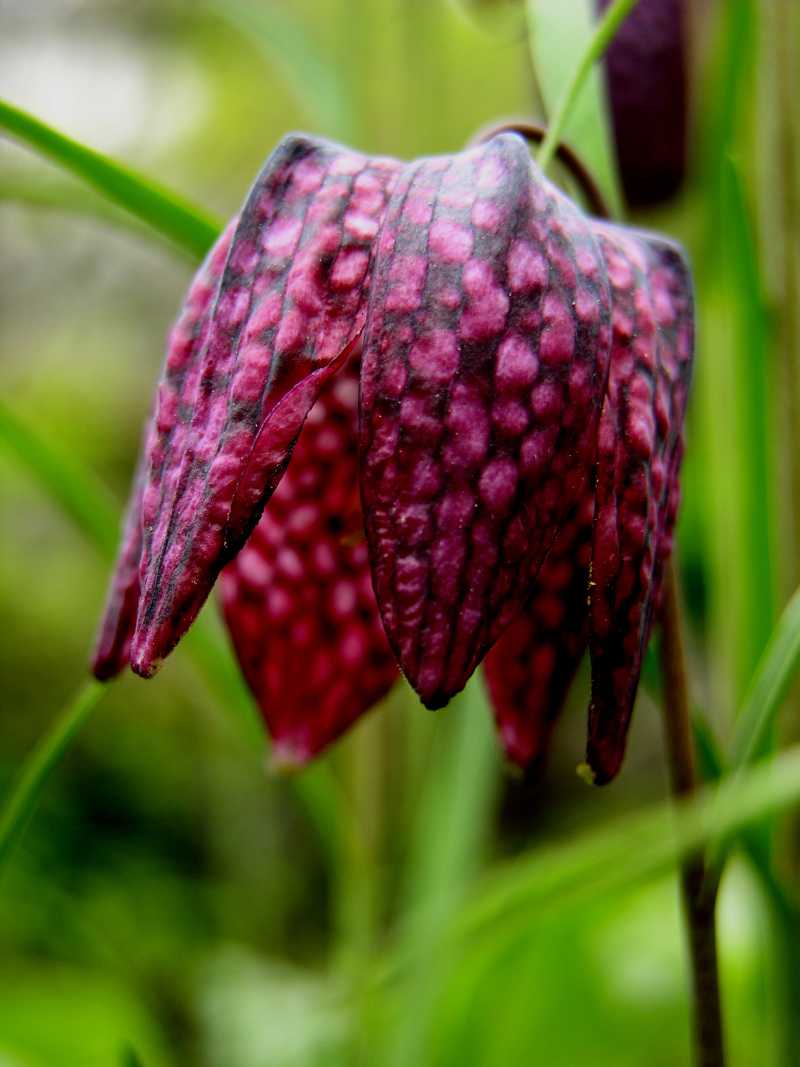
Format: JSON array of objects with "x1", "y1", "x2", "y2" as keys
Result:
[
  {"x1": 660, "y1": 562, "x2": 726, "y2": 1067},
  {"x1": 0, "y1": 679, "x2": 105, "y2": 871},
  {"x1": 472, "y1": 121, "x2": 611, "y2": 218}
]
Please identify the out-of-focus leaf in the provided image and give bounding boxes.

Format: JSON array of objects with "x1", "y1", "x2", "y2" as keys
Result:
[
  {"x1": 207, "y1": 1, "x2": 354, "y2": 141},
  {"x1": 381, "y1": 675, "x2": 498, "y2": 1067},
  {"x1": 0, "y1": 172, "x2": 193, "y2": 259},
  {"x1": 0, "y1": 967, "x2": 173, "y2": 1067},
  {"x1": 121, "y1": 1046, "x2": 145, "y2": 1067},
  {"x1": 0, "y1": 99, "x2": 221, "y2": 259},
  {"x1": 0, "y1": 402, "x2": 344, "y2": 865},
  {"x1": 731, "y1": 584, "x2": 800, "y2": 772},
  {"x1": 693, "y1": 0, "x2": 773, "y2": 712},
  {"x1": 0, "y1": 398, "x2": 119, "y2": 559},
  {"x1": 448, "y1": 0, "x2": 525, "y2": 37},
  {"x1": 0, "y1": 681, "x2": 105, "y2": 872},
  {"x1": 374, "y1": 742, "x2": 800, "y2": 983},
  {"x1": 692, "y1": 711, "x2": 724, "y2": 783}
]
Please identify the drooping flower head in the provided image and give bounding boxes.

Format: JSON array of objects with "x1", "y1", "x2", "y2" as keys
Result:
[
  {"x1": 92, "y1": 131, "x2": 693, "y2": 784},
  {"x1": 597, "y1": 0, "x2": 688, "y2": 208}
]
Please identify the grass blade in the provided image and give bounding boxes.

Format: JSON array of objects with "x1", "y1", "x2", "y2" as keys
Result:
[
  {"x1": 526, "y1": 0, "x2": 632, "y2": 214},
  {"x1": 0, "y1": 680, "x2": 105, "y2": 871},
  {"x1": 380, "y1": 742, "x2": 800, "y2": 980},
  {"x1": 382, "y1": 675, "x2": 498, "y2": 1067},
  {"x1": 0, "y1": 171, "x2": 195, "y2": 259},
  {"x1": 0, "y1": 98, "x2": 221, "y2": 259},
  {"x1": 0, "y1": 397, "x2": 120, "y2": 558},
  {"x1": 0, "y1": 400, "x2": 342, "y2": 862},
  {"x1": 730, "y1": 584, "x2": 800, "y2": 772}
]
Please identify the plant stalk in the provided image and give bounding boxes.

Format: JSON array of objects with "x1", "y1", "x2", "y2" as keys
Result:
[{"x1": 659, "y1": 561, "x2": 726, "y2": 1067}]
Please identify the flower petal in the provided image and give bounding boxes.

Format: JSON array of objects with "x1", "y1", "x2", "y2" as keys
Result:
[
  {"x1": 220, "y1": 353, "x2": 398, "y2": 765},
  {"x1": 129, "y1": 136, "x2": 401, "y2": 677},
  {"x1": 587, "y1": 226, "x2": 694, "y2": 784},
  {"x1": 359, "y1": 133, "x2": 612, "y2": 707},
  {"x1": 91, "y1": 219, "x2": 237, "y2": 679},
  {"x1": 484, "y1": 489, "x2": 593, "y2": 769}
]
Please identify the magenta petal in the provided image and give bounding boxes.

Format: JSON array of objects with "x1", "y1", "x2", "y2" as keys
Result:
[
  {"x1": 484, "y1": 489, "x2": 593, "y2": 769},
  {"x1": 221, "y1": 354, "x2": 398, "y2": 765},
  {"x1": 359, "y1": 133, "x2": 612, "y2": 707},
  {"x1": 91, "y1": 220, "x2": 237, "y2": 680},
  {"x1": 587, "y1": 226, "x2": 694, "y2": 784},
  {"x1": 130, "y1": 136, "x2": 401, "y2": 677}
]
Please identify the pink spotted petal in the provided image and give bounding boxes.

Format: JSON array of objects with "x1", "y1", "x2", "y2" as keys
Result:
[
  {"x1": 360, "y1": 133, "x2": 612, "y2": 708},
  {"x1": 130, "y1": 136, "x2": 401, "y2": 677},
  {"x1": 484, "y1": 489, "x2": 594, "y2": 769},
  {"x1": 91, "y1": 219, "x2": 237, "y2": 679},
  {"x1": 586, "y1": 226, "x2": 694, "y2": 784},
  {"x1": 220, "y1": 354, "x2": 398, "y2": 765}
]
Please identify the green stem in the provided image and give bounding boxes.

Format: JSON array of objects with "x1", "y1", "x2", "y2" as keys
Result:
[
  {"x1": 382, "y1": 674, "x2": 498, "y2": 1067},
  {"x1": 533, "y1": 0, "x2": 638, "y2": 175},
  {"x1": 775, "y1": 0, "x2": 800, "y2": 584},
  {"x1": 0, "y1": 679, "x2": 105, "y2": 870},
  {"x1": 0, "y1": 99, "x2": 221, "y2": 259},
  {"x1": 762, "y1": 878, "x2": 800, "y2": 1064}
]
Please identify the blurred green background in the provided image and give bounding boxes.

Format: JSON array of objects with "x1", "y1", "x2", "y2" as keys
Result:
[{"x1": 0, "y1": 1, "x2": 797, "y2": 1064}]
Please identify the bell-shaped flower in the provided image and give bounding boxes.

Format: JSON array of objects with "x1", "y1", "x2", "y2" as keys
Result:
[
  {"x1": 91, "y1": 131, "x2": 693, "y2": 783},
  {"x1": 597, "y1": 0, "x2": 688, "y2": 208}
]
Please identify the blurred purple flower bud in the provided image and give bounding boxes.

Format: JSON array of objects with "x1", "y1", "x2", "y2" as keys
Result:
[{"x1": 598, "y1": 0, "x2": 689, "y2": 208}]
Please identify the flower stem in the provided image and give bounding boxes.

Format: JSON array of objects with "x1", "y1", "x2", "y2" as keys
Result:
[
  {"x1": 0, "y1": 679, "x2": 105, "y2": 871},
  {"x1": 659, "y1": 562, "x2": 726, "y2": 1067},
  {"x1": 534, "y1": 0, "x2": 638, "y2": 176}
]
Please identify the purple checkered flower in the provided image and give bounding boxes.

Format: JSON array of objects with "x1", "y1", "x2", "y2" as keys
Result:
[{"x1": 92, "y1": 131, "x2": 693, "y2": 782}]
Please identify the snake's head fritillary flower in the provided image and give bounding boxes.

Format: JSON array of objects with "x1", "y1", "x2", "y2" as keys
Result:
[
  {"x1": 597, "y1": 0, "x2": 688, "y2": 208},
  {"x1": 92, "y1": 131, "x2": 693, "y2": 782}
]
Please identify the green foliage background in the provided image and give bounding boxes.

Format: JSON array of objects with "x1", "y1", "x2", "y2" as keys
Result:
[{"x1": 0, "y1": 1, "x2": 798, "y2": 1064}]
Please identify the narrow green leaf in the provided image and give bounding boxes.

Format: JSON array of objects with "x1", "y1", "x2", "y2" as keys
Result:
[
  {"x1": 526, "y1": 0, "x2": 629, "y2": 215},
  {"x1": 0, "y1": 679, "x2": 105, "y2": 871},
  {"x1": 731, "y1": 583, "x2": 800, "y2": 772},
  {"x1": 0, "y1": 401, "x2": 341, "y2": 863},
  {"x1": 0, "y1": 98, "x2": 221, "y2": 259},
  {"x1": 692, "y1": 710, "x2": 725, "y2": 783},
  {"x1": 382, "y1": 675, "x2": 498, "y2": 1067},
  {"x1": 0, "y1": 171, "x2": 194, "y2": 259},
  {"x1": 0, "y1": 397, "x2": 120, "y2": 559}
]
